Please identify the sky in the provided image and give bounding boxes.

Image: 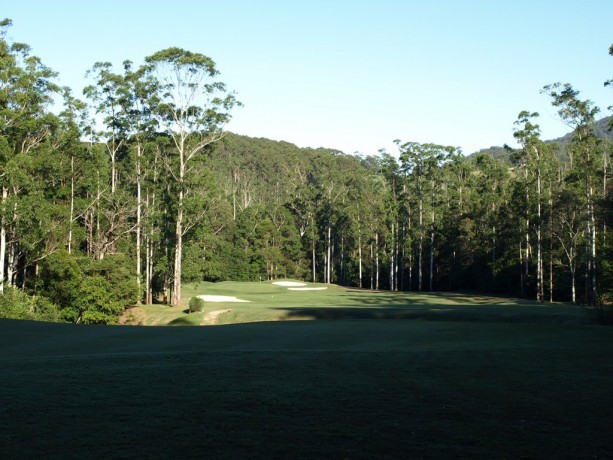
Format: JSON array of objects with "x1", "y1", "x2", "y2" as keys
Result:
[{"x1": 4, "y1": 0, "x2": 613, "y2": 156}]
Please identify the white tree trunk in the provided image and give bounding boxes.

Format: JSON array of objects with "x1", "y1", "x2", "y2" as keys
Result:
[
  {"x1": 68, "y1": 156, "x2": 74, "y2": 254},
  {"x1": 390, "y1": 222, "x2": 395, "y2": 291},
  {"x1": 429, "y1": 210, "x2": 435, "y2": 292},
  {"x1": 375, "y1": 233, "x2": 380, "y2": 290},
  {"x1": 358, "y1": 233, "x2": 363, "y2": 289},
  {"x1": 326, "y1": 223, "x2": 331, "y2": 284},
  {"x1": 172, "y1": 188, "x2": 183, "y2": 306},
  {"x1": 0, "y1": 186, "x2": 5, "y2": 295},
  {"x1": 135, "y1": 145, "x2": 142, "y2": 304},
  {"x1": 418, "y1": 199, "x2": 423, "y2": 291}
]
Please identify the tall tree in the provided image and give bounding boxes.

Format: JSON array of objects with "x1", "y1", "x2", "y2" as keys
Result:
[
  {"x1": 513, "y1": 111, "x2": 545, "y2": 301},
  {"x1": 144, "y1": 48, "x2": 240, "y2": 306},
  {"x1": 542, "y1": 83, "x2": 601, "y2": 304},
  {"x1": 397, "y1": 141, "x2": 450, "y2": 290},
  {"x1": 0, "y1": 19, "x2": 59, "y2": 294}
]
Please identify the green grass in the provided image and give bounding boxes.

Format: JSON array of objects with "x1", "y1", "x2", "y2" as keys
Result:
[
  {"x1": 2, "y1": 282, "x2": 612, "y2": 459},
  {"x1": 129, "y1": 280, "x2": 589, "y2": 326}
]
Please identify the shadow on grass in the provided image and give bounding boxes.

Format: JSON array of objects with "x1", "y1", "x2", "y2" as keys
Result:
[{"x1": 276, "y1": 292, "x2": 588, "y2": 324}]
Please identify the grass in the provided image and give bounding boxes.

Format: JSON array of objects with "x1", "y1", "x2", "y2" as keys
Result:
[
  {"x1": 2, "y1": 281, "x2": 613, "y2": 459},
  {"x1": 127, "y1": 280, "x2": 589, "y2": 326}
]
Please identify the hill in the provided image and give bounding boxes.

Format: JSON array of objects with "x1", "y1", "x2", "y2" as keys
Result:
[{"x1": 469, "y1": 116, "x2": 612, "y2": 164}]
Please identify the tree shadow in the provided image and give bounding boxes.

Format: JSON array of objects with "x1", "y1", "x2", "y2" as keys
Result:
[{"x1": 274, "y1": 292, "x2": 588, "y2": 324}]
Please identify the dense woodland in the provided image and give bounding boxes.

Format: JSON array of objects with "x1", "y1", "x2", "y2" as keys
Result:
[{"x1": 1, "y1": 19, "x2": 612, "y2": 323}]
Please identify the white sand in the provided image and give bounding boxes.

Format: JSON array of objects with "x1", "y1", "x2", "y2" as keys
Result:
[
  {"x1": 272, "y1": 281, "x2": 307, "y2": 287},
  {"x1": 198, "y1": 295, "x2": 250, "y2": 303},
  {"x1": 287, "y1": 287, "x2": 328, "y2": 291}
]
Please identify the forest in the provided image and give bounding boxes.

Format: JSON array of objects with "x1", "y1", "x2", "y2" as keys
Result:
[{"x1": 1, "y1": 18, "x2": 612, "y2": 324}]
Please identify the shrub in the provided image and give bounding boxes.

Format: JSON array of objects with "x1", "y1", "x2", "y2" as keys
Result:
[
  {"x1": 0, "y1": 286, "x2": 60, "y2": 322},
  {"x1": 188, "y1": 297, "x2": 205, "y2": 313},
  {"x1": 40, "y1": 250, "x2": 138, "y2": 324}
]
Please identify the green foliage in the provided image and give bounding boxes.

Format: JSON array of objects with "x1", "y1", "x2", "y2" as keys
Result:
[
  {"x1": 0, "y1": 286, "x2": 60, "y2": 321},
  {"x1": 40, "y1": 251, "x2": 137, "y2": 324},
  {"x1": 188, "y1": 296, "x2": 205, "y2": 313}
]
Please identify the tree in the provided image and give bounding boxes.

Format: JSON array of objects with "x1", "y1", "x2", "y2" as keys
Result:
[
  {"x1": 513, "y1": 110, "x2": 545, "y2": 301},
  {"x1": 397, "y1": 141, "x2": 451, "y2": 290},
  {"x1": 144, "y1": 48, "x2": 240, "y2": 306},
  {"x1": 542, "y1": 83, "x2": 601, "y2": 304},
  {"x1": 0, "y1": 19, "x2": 59, "y2": 294}
]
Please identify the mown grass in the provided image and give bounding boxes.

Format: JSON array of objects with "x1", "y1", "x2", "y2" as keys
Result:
[
  {"x1": 2, "y1": 282, "x2": 612, "y2": 459},
  {"x1": 128, "y1": 280, "x2": 589, "y2": 326}
]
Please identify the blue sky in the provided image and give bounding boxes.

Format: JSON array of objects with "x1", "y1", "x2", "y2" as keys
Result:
[{"x1": 4, "y1": 0, "x2": 612, "y2": 156}]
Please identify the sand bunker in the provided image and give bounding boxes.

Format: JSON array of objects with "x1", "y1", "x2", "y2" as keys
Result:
[
  {"x1": 272, "y1": 281, "x2": 307, "y2": 287},
  {"x1": 198, "y1": 295, "x2": 250, "y2": 303},
  {"x1": 287, "y1": 287, "x2": 328, "y2": 291}
]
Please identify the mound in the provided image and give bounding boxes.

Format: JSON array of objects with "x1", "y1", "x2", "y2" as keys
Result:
[
  {"x1": 198, "y1": 295, "x2": 250, "y2": 303},
  {"x1": 287, "y1": 287, "x2": 328, "y2": 291},
  {"x1": 272, "y1": 281, "x2": 307, "y2": 287}
]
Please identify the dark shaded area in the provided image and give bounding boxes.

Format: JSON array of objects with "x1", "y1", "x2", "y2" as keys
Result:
[
  {"x1": 2, "y1": 347, "x2": 612, "y2": 459},
  {"x1": 2, "y1": 319, "x2": 613, "y2": 459},
  {"x1": 277, "y1": 292, "x2": 588, "y2": 324}
]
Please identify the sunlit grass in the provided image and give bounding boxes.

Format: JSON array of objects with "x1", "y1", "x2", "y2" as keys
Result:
[{"x1": 126, "y1": 280, "x2": 587, "y2": 326}]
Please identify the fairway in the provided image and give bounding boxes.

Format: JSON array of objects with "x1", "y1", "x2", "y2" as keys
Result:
[
  {"x1": 125, "y1": 280, "x2": 591, "y2": 326},
  {"x1": 2, "y1": 286, "x2": 613, "y2": 459}
]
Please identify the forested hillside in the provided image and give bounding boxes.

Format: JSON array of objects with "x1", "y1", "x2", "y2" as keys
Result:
[
  {"x1": 470, "y1": 116, "x2": 612, "y2": 165},
  {"x1": 1, "y1": 19, "x2": 612, "y2": 323}
]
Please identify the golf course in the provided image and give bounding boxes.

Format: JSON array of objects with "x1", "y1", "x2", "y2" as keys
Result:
[{"x1": 2, "y1": 281, "x2": 612, "y2": 459}]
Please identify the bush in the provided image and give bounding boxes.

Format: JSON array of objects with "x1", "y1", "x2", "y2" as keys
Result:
[
  {"x1": 0, "y1": 286, "x2": 60, "y2": 322},
  {"x1": 188, "y1": 297, "x2": 205, "y2": 313},
  {"x1": 40, "y1": 251, "x2": 138, "y2": 324}
]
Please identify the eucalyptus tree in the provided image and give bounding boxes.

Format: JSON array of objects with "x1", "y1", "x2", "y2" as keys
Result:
[
  {"x1": 436, "y1": 149, "x2": 472, "y2": 290},
  {"x1": 470, "y1": 153, "x2": 510, "y2": 290},
  {"x1": 397, "y1": 141, "x2": 451, "y2": 291},
  {"x1": 113, "y1": 61, "x2": 159, "y2": 302},
  {"x1": 0, "y1": 19, "x2": 59, "y2": 294},
  {"x1": 144, "y1": 48, "x2": 240, "y2": 306},
  {"x1": 83, "y1": 62, "x2": 136, "y2": 261},
  {"x1": 309, "y1": 152, "x2": 349, "y2": 284},
  {"x1": 56, "y1": 87, "x2": 89, "y2": 255},
  {"x1": 84, "y1": 62, "x2": 130, "y2": 195},
  {"x1": 377, "y1": 150, "x2": 402, "y2": 291},
  {"x1": 542, "y1": 83, "x2": 601, "y2": 304},
  {"x1": 513, "y1": 111, "x2": 545, "y2": 301}
]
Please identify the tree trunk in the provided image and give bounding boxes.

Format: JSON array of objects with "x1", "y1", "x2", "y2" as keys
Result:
[
  {"x1": 172, "y1": 187, "x2": 184, "y2": 306},
  {"x1": 311, "y1": 236, "x2": 316, "y2": 283},
  {"x1": 7, "y1": 240, "x2": 15, "y2": 287},
  {"x1": 0, "y1": 185, "x2": 6, "y2": 294},
  {"x1": 519, "y1": 241, "x2": 524, "y2": 297},
  {"x1": 536, "y1": 148, "x2": 543, "y2": 302},
  {"x1": 370, "y1": 242, "x2": 374, "y2": 290},
  {"x1": 589, "y1": 185, "x2": 597, "y2": 304},
  {"x1": 358, "y1": 233, "x2": 363, "y2": 288},
  {"x1": 326, "y1": 222, "x2": 331, "y2": 284},
  {"x1": 375, "y1": 232, "x2": 380, "y2": 290},
  {"x1": 549, "y1": 188, "x2": 554, "y2": 303},
  {"x1": 429, "y1": 210, "x2": 435, "y2": 291},
  {"x1": 390, "y1": 222, "x2": 395, "y2": 291},
  {"x1": 418, "y1": 199, "x2": 423, "y2": 291},
  {"x1": 68, "y1": 156, "x2": 74, "y2": 254},
  {"x1": 136, "y1": 144, "x2": 142, "y2": 304}
]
